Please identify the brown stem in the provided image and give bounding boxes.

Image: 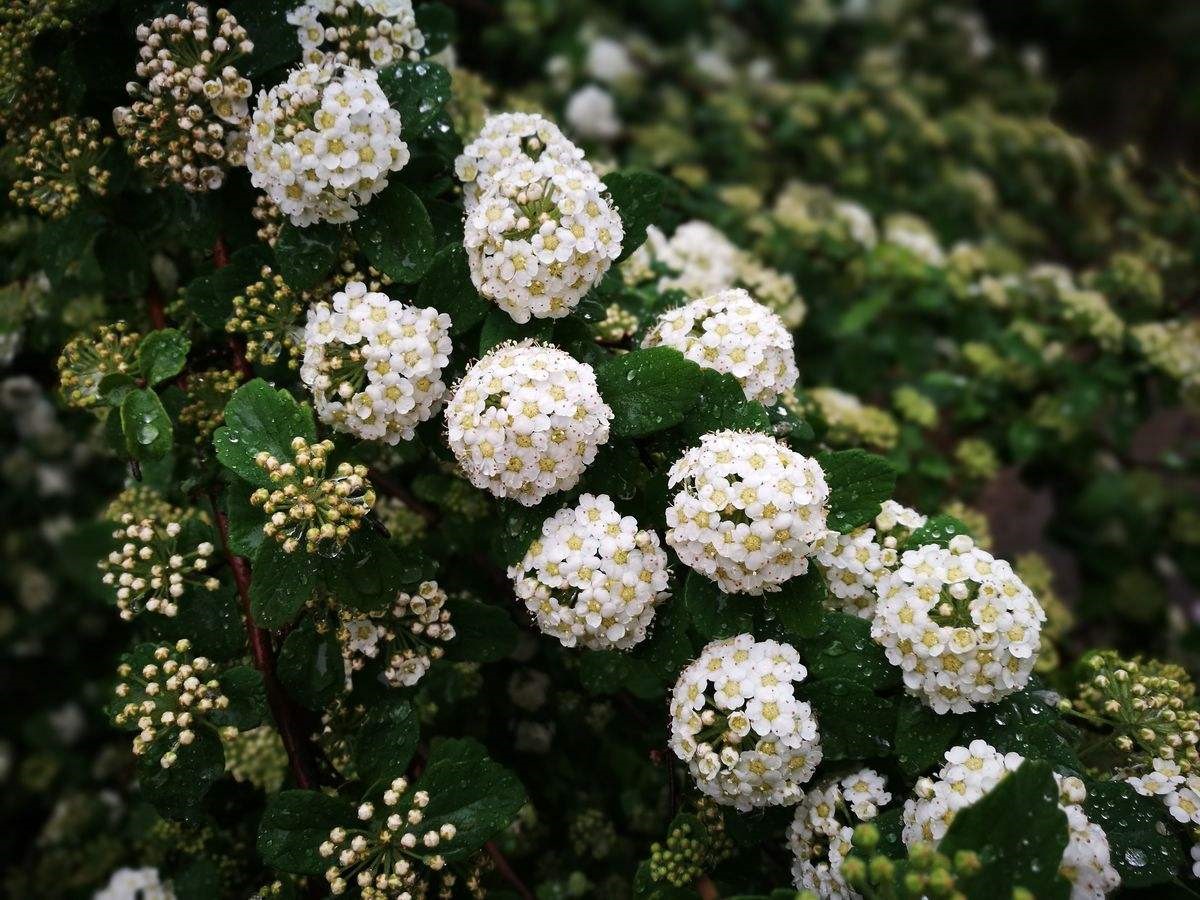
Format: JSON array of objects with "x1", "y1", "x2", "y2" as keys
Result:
[
  {"x1": 147, "y1": 283, "x2": 166, "y2": 330},
  {"x1": 485, "y1": 841, "x2": 534, "y2": 900},
  {"x1": 209, "y1": 491, "x2": 322, "y2": 790},
  {"x1": 696, "y1": 875, "x2": 719, "y2": 900},
  {"x1": 213, "y1": 235, "x2": 230, "y2": 269}
]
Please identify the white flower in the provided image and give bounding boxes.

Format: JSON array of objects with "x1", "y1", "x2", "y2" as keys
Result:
[
  {"x1": 287, "y1": 0, "x2": 425, "y2": 68},
  {"x1": 247, "y1": 62, "x2": 409, "y2": 226},
  {"x1": 788, "y1": 769, "x2": 891, "y2": 897},
  {"x1": 870, "y1": 535, "x2": 1045, "y2": 714},
  {"x1": 299, "y1": 281, "x2": 452, "y2": 443},
  {"x1": 455, "y1": 111, "x2": 586, "y2": 211},
  {"x1": 444, "y1": 341, "x2": 612, "y2": 505},
  {"x1": 95, "y1": 866, "x2": 175, "y2": 900},
  {"x1": 643, "y1": 289, "x2": 798, "y2": 405},
  {"x1": 815, "y1": 501, "x2": 927, "y2": 619},
  {"x1": 666, "y1": 430, "x2": 829, "y2": 595},
  {"x1": 904, "y1": 742, "x2": 1119, "y2": 899},
  {"x1": 669, "y1": 635, "x2": 822, "y2": 810},
  {"x1": 585, "y1": 37, "x2": 638, "y2": 84},
  {"x1": 509, "y1": 493, "x2": 671, "y2": 649},
  {"x1": 339, "y1": 581, "x2": 456, "y2": 689},
  {"x1": 883, "y1": 214, "x2": 945, "y2": 266},
  {"x1": 565, "y1": 85, "x2": 622, "y2": 141},
  {"x1": 462, "y1": 151, "x2": 624, "y2": 323}
]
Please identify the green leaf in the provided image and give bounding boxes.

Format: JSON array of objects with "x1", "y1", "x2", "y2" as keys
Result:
[
  {"x1": 803, "y1": 678, "x2": 895, "y2": 759},
  {"x1": 137, "y1": 727, "x2": 225, "y2": 820},
  {"x1": 761, "y1": 569, "x2": 827, "y2": 641},
  {"x1": 120, "y1": 388, "x2": 174, "y2": 460},
  {"x1": 277, "y1": 615, "x2": 342, "y2": 710},
  {"x1": 604, "y1": 169, "x2": 668, "y2": 262},
  {"x1": 939, "y1": 760, "x2": 1071, "y2": 900},
  {"x1": 905, "y1": 514, "x2": 972, "y2": 549},
  {"x1": 1084, "y1": 779, "x2": 1183, "y2": 887},
  {"x1": 212, "y1": 665, "x2": 267, "y2": 731},
  {"x1": 681, "y1": 571, "x2": 754, "y2": 639},
  {"x1": 226, "y1": 0, "x2": 302, "y2": 76},
  {"x1": 578, "y1": 650, "x2": 634, "y2": 695},
  {"x1": 681, "y1": 369, "x2": 771, "y2": 439},
  {"x1": 225, "y1": 481, "x2": 266, "y2": 557},
  {"x1": 249, "y1": 540, "x2": 316, "y2": 630},
  {"x1": 213, "y1": 379, "x2": 316, "y2": 488},
  {"x1": 350, "y1": 182, "x2": 436, "y2": 283},
  {"x1": 443, "y1": 597, "x2": 519, "y2": 662},
  {"x1": 96, "y1": 226, "x2": 149, "y2": 297},
  {"x1": 319, "y1": 528, "x2": 424, "y2": 613},
  {"x1": 138, "y1": 328, "x2": 190, "y2": 386},
  {"x1": 412, "y1": 738, "x2": 526, "y2": 861},
  {"x1": 959, "y1": 688, "x2": 1079, "y2": 773},
  {"x1": 479, "y1": 307, "x2": 553, "y2": 354},
  {"x1": 804, "y1": 612, "x2": 899, "y2": 690},
  {"x1": 258, "y1": 790, "x2": 354, "y2": 875},
  {"x1": 353, "y1": 698, "x2": 420, "y2": 787},
  {"x1": 817, "y1": 449, "x2": 898, "y2": 533},
  {"x1": 894, "y1": 697, "x2": 963, "y2": 777},
  {"x1": 274, "y1": 220, "x2": 338, "y2": 291},
  {"x1": 376, "y1": 60, "x2": 452, "y2": 137},
  {"x1": 153, "y1": 585, "x2": 246, "y2": 662},
  {"x1": 595, "y1": 347, "x2": 705, "y2": 437},
  {"x1": 416, "y1": 244, "x2": 489, "y2": 334},
  {"x1": 98, "y1": 372, "x2": 136, "y2": 408},
  {"x1": 415, "y1": 2, "x2": 456, "y2": 55}
]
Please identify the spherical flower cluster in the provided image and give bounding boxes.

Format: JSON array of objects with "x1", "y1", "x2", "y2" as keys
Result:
[
  {"x1": 444, "y1": 341, "x2": 612, "y2": 506},
  {"x1": 883, "y1": 214, "x2": 945, "y2": 267},
  {"x1": 643, "y1": 289, "x2": 798, "y2": 405},
  {"x1": 247, "y1": 62, "x2": 409, "y2": 226},
  {"x1": 462, "y1": 148, "x2": 624, "y2": 322},
  {"x1": 665, "y1": 430, "x2": 829, "y2": 595},
  {"x1": 565, "y1": 84, "x2": 622, "y2": 141},
  {"x1": 339, "y1": 580, "x2": 456, "y2": 688},
  {"x1": 508, "y1": 493, "x2": 671, "y2": 650},
  {"x1": 319, "y1": 779, "x2": 461, "y2": 898},
  {"x1": 96, "y1": 867, "x2": 174, "y2": 900},
  {"x1": 227, "y1": 266, "x2": 308, "y2": 367},
  {"x1": 624, "y1": 221, "x2": 806, "y2": 329},
  {"x1": 113, "y1": 3, "x2": 254, "y2": 192},
  {"x1": 787, "y1": 769, "x2": 891, "y2": 897},
  {"x1": 300, "y1": 281, "x2": 452, "y2": 443},
  {"x1": 771, "y1": 181, "x2": 878, "y2": 250},
  {"x1": 9, "y1": 116, "x2": 113, "y2": 220},
  {"x1": 178, "y1": 368, "x2": 240, "y2": 442},
  {"x1": 668, "y1": 635, "x2": 822, "y2": 811},
  {"x1": 1059, "y1": 287, "x2": 1125, "y2": 351},
  {"x1": 806, "y1": 387, "x2": 900, "y2": 451},
  {"x1": 903, "y1": 741, "x2": 1119, "y2": 898},
  {"x1": 224, "y1": 724, "x2": 288, "y2": 794},
  {"x1": 871, "y1": 535, "x2": 1044, "y2": 713},
  {"x1": 454, "y1": 111, "x2": 584, "y2": 210},
  {"x1": 1132, "y1": 319, "x2": 1200, "y2": 407},
  {"x1": 112, "y1": 640, "x2": 236, "y2": 768},
  {"x1": 251, "y1": 437, "x2": 376, "y2": 553},
  {"x1": 98, "y1": 513, "x2": 218, "y2": 620},
  {"x1": 57, "y1": 321, "x2": 141, "y2": 410},
  {"x1": 815, "y1": 501, "x2": 927, "y2": 619},
  {"x1": 288, "y1": 0, "x2": 425, "y2": 68}
]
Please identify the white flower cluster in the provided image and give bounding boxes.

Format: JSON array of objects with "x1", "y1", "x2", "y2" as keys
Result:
[
  {"x1": 904, "y1": 741, "x2": 1119, "y2": 899},
  {"x1": 669, "y1": 635, "x2": 822, "y2": 811},
  {"x1": 96, "y1": 867, "x2": 174, "y2": 900},
  {"x1": 98, "y1": 514, "x2": 219, "y2": 620},
  {"x1": 445, "y1": 341, "x2": 612, "y2": 506},
  {"x1": 300, "y1": 281, "x2": 452, "y2": 444},
  {"x1": 643, "y1": 288, "x2": 798, "y2": 404},
  {"x1": 456, "y1": 112, "x2": 622, "y2": 322},
  {"x1": 624, "y1": 221, "x2": 806, "y2": 329},
  {"x1": 883, "y1": 214, "x2": 945, "y2": 266},
  {"x1": 787, "y1": 769, "x2": 891, "y2": 898},
  {"x1": 1128, "y1": 758, "x2": 1200, "y2": 827},
  {"x1": 247, "y1": 62, "x2": 409, "y2": 226},
  {"x1": 771, "y1": 181, "x2": 878, "y2": 250},
  {"x1": 871, "y1": 535, "x2": 1044, "y2": 713},
  {"x1": 565, "y1": 85, "x2": 622, "y2": 141},
  {"x1": 339, "y1": 581, "x2": 456, "y2": 688},
  {"x1": 288, "y1": 0, "x2": 425, "y2": 68},
  {"x1": 509, "y1": 493, "x2": 671, "y2": 650},
  {"x1": 815, "y1": 501, "x2": 927, "y2": 619},
  {"x1": 666, "y1": 430, "x2": 829, "y2": 595}
]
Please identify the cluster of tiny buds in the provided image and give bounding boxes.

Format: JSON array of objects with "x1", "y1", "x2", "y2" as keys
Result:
[
  {"x1": 99, "y1": 514, "x2": 218, "y2": 619},
  {"x1": 113, "y1": 639, "x2": 235, "y2": 768},
  {"x1": 9, "y1": 116, "x2": 113, "y2": 220},
  {"x1": 319, "y1": 776, "x2": 458, "y2": 898},
  {"x1": 227, "y1": 265, "x2": 306, "y2": 368},
  {"x1": 251, "y1": 437, "x2": 376, "y2": 553},
  {"x1": 57, "y1": 321, "x2": 141, "y2": 410}
]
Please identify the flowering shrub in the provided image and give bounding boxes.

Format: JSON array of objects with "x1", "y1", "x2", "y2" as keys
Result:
[{"x1": 2, "y1": 2, "x2": 1200, "y2": 899}]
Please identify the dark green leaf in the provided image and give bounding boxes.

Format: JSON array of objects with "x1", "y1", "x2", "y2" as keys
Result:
[
  {"x1": 762, "y1": 569, "x2": 828, "y2": 641},
  {"x1": 681, "y1": 571, "x2": 754, "y2": 639},
  {"x1": 353, "y1": 698, "x2": 420, "y2": 787},
  {"x1": 155, "y1": 586, "x2": 246, "y2": 662},
  {"x1": 415, "y1": 2, "x2": 456, "y2": 55},
  {"x1": 249, "y1": 540, "x2": 316, "y2": 630},
  {"x1": 604, "y1": 169, "x2": 669, "y2": 262},
  {"x1": 681, "y1": 369, "x2": 771, "y2": 439},
  {"x1": 443, "y1": 597, "x2": 519, "y2": 662},
  {"x1": 138, "y1": 727, "x2": 225, "y2": 820},
  {"x1": 960, "y1": 688, "x2": 1080, "y2": 773},
  {"x1": 803, "y1": 678, "x2": 895, "y2": 759},
  {"x1": 376, "y1": 60, "x2": 452, "y2": 136},
  {"x1": 225, "y1": 481, "x2": 266, "y2": 557},
  {"x1": 894, "y1": 697, "x2": 963, "y2": 777},
  {"x1": 804, "y1": 612, "x2": 899, "y2": 690},
  {"x1": 905, "y1": 514, "x2": 973, "y2": 549},
  {"x1": 817, "y1": 449, "x2": 898, "y2": 533},
  {"x1": 96, "y1": 226, "x2": 149, "y2": 297},
  {"x1": 350, "y1": 182, "x2": 436, "y2": 283},
  {"x1": 1084, "y1": 780, "x2": 1183, "y2": 887},
  {"x1": 416, "y1": 244, "x2": 489, "y2": 333},
  {"x1": 479, "y1": 307, "x2": 554, "y2": 354},
  {"x1": 139, "y1": 328, "x2": 190, "y2": 386},
  {"x1": 319, "y1": 528, "x2": 425, "y2": 612},
  {"x1": 213, "y1": 379, "x2": 317, "y2": 488},
  {"x1": 212, "y1": 664, "x2": 267, "y2": 731},
  {"x1": 258, "y1": 790, "x2": 353, "y2": 875},
  {"x1": 120, "y1": 388, "x2": 174, "y2": 460},
  {"x1": 277, "y1": 615, "x2": 342, "y2": 710},
  {"x1": 274, "y1": 220, "x2": 338, "y2": 291},
  {"x1": 98, "y1": 372, "x2": 136, "y2": 407},
  {"x1": 595, "y1": 347, "x2": 705, "y2": 437}
]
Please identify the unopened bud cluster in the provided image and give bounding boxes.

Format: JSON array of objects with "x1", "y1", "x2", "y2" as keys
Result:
[
  {"x1": 178, "y1": 368, "x2": 240, "y2": 442},
  {"x1": 9, "y1": 116, "x2": 113, "y2": 220},
  {"x1": 288, "y1": 0, "x2": 425, "y2": 68},
  {"x1": 113, "y1": 3, "x2": 254, "y2": 192},
  {"x1": 227, "y1": 266, "x2": 307, "y2": 368},
  {"x1": 319, "y1": 777, "x2": 459, "y2": 898},
  {"x1": 99, "y1": 513, "x2": 218, "y2": 620},
  {"x1": 649, "y1": 800, "x2": 733, "y2": 888},
  {"x1": 57, "y1": 322, "x2": 141, "y2": 410},
  {"x1": 112, "y1": 639, "x2": 235, "y2": 768},
  {"x1": 339, "y1": 580, "x2": 456, "y2": 688},
  {"x1": 251, "y1": 437, "x2": 376, "y2": 553},
  {"x1": 842, "y1": 823, "x2": 981, "y2": 900}
]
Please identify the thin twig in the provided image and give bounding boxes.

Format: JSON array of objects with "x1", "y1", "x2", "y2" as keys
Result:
[
  {"x1": 209, "y1": 491, "x2": 322, "y2": 790},
  {"x1": 485, "y1": 841, "x2": 534, "y2": 900}
]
